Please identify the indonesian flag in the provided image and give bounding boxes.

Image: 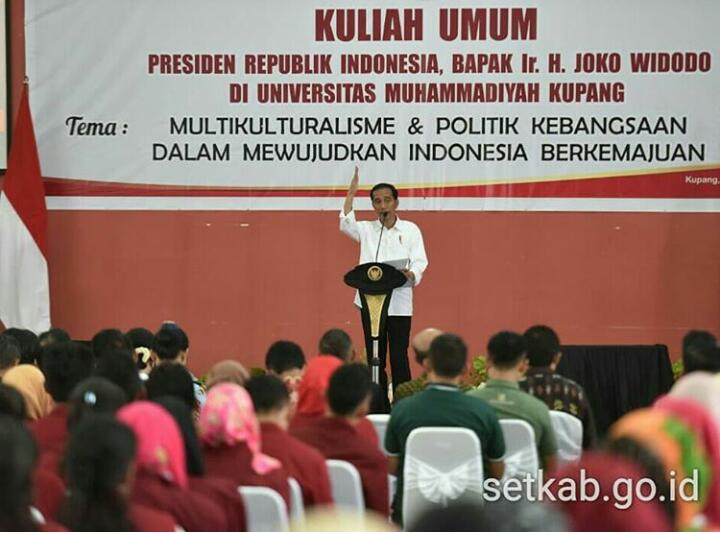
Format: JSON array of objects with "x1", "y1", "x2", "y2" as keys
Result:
[{"x1": 0, "y1": 86, "x2": 50, "y2": 332}]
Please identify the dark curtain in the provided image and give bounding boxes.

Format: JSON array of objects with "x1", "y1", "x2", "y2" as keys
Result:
[{"x1": 556, "y1": 345, "x2": 674, "y2": 438}]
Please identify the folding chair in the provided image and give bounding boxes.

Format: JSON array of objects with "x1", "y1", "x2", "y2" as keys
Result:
[
  {"x1": 498, "y1": 419, "x2": 539, "y2": 482},
  {"x1": 238, "y1": 486, "x2": 289, "y2": 532},
  {"x1": 287, "y1": 477, "x2": 305, "y2": 523},
  {"x1": 366, "y1": 413, "x2": 390, "y2": 453},
  {"x1": 550, "y1": 410, "x2": 583, "y2": 466},
  {"x1": 326, "y1": 459, "x2": 365, "y2": 513}
]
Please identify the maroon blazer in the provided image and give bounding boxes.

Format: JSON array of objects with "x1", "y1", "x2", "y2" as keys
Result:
[
  {"x1": 202, "y1": 441, "x2": 291, "y2": 508},
  {"x1": 189, "y1": 476, "x2": 247, "y2": 531},
  {"x1": 291, "y1": 412, "x2": 379, "y2": 447},
  {"x1": 291, "y1": 416, "x2": 389, "y2": 516},
  {"x1": 29, "y1": 405, "x2": 69, "y2": 456},
  {"x1": 129, "y1": 503, "x2": 177, "y2": 532},
  {"x1": 130, "y1": 470, "x2": 228, "y2": 531},
  {"x1": 260, "y1": 422, "x2": 333, "y2": 507}
]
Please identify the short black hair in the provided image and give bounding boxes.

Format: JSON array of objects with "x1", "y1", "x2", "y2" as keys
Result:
[
  {"x1": 487, "y1": 331, "x2": 527, "y2": 370},
  {"x1": 2, "y1": 329, "x2": 38, "y2": 366},
  {"x1": 38, "y1": 328, "x2": 71, "y2": 347},
  {"x1": 369, "y1": 182, "x2": 398, "y2": 200},
  {"x1": 245, "y1": 375, "x2": 290, "y2": 414},
  {"x1": 0, "y1": 384, "x2": 26, "y2": 420},
  {"x1": 93, "y1": 350, "x2": 143, "y2": 401},
  {"x1": 146, "y1": 362, "x2": 195, "y2": 410},
  {"x1": 682, "y1": 330, "x2": 719, "y2": 374},
  {"x1": 67, "y1": 377, "x2": 128, "y2": 429},
  {"x1": 91, "y1": 329, "x2": 132, "y2": 359},
  {"x1": 153, "y1": 325, "x2": 188, "y2": 361},
  {"x1": 318, "y1": 329, "x2": 353, "y2": 361},
  {"x1": 327, "y1": 364, "x2": 372, "y2": 416},
  {"x1": 0, "y1": 335, "x2": 20, "y2": 371},
  {"x1": 524, "y1": 325, "x2": 561, "y2": 368},
  {"x1": 0, "y1": 415, "x2": 38, "y2": 531},
  {"x1": 428, "y1": 334, "x2": 467, "y2": 378},
  {"x1": 265, "y1": 340, "x2": 306, "y2": 374},
  {"x1": 41, "y1": 342, "x2": 94, "y2": 402}
]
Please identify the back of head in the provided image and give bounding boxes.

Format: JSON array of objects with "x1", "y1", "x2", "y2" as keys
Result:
[
  {"x1": 318, "y1": 328, "x2": 353, "y2": 361},
  {"x1": 67, "y1": 377, "x2": 128, "y2": 429},
  {"x1": 2, "y1": 329, "x2": 38, "y2": 365},
  {"x1": 38, "y1": 327, "x2": 71, "y2": 348},
  {"x1": 682, "y1": 330, "x2": 719, "y2": 374},
  {"x1": 41, "y1": 341, "x2": 94, "y2": 402},
  {"x1": 2, "y1": 364, "x2": 54, "y2": 420},
  {"x1": 411, "y1": 328, "x2": 443, "y2": 365},
  {"x1": 93, "y1": 349, "x2": 143, "y2": 401},
  {"x1": 153, "y1": 396, "x2": 205, "y2": 476},
  {"x1": 91, "y1": 329, "x2": 132, "y2": 359},
  {"x1": 246, "y1": 374, "x2": 290, "y2": 416},
  {"x1": 523, "y1": 325, "x2": 560, "y2": 368},
  {"x1": 428, "y1": 333, "x2": 467, "y2": 378},
  {"x1": 206, "y1": 359, "x2": 249, "y2": 390},
  {"x1": 146, "y1": 362, "x2": 195, "y2": 410},
  {"x1": 327, "y1": 363, "x2": 372, "y2": 417},
  {"x1": 60, "y1": 415, "x2": 136, "y2": 532},
  {"x1": 125, "y1": 327, "x2": 155, "y2": 371},
  {"x1": 265, "y1": 340, "x2": 306, "y2": 374},
  {"x1": 153, "y1": 325, "x2": 188, "y2": 362},
  {"x1": 0, "y1": 414, "x2": 38, "y2": 531},
  {"x1": 487, "y1": 331, "x2": 527, "y2": 370},
  {"x1": 0, "y1": 334, "x2": 21, "y2": 372},
  {"x1": 0, "y1": 384, "x2": 26, "y2": 420}
]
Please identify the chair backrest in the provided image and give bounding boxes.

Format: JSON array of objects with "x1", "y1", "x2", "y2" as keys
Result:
[
  {"x1": 498, "y1": 419, "x2": 539, "y2": 482},
  {"x1": 287, "y1": 477, "x2": 305, "y2": 523},
  {"x1": 550, "y1": 410, "x2": 583, "y2": 466},
  {"x1": 402, "y1": 427, "x2": 484, "y2": 527},
  {"x1": 366, "y1": 414, "x2": 390, "y2": 453},
  {"x1": 326, "y1": 459, "x2": 365, "y2": 513},
  {"x1": 238, "y1": 486, "x2": 289, "y2": 532}
]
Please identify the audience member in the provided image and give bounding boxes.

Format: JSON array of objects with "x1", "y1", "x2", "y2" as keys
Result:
[
  {"x1": 318, "y1": 328, "x2": 355, "y2": 361},
  {"x1": 0, "y1": 383, "x2": 26, "y2": 420},
  {"x1": 393, "y1": 327, "x2": 442, "y2": 403},
  {"x1": 125, "y1": 327, "x2": 155, "y2": 378},
  {"x1": 246, "y1": 374, "x2": 333, "y2": 508},
  {"x1": 36, "y1": 328, "x2": 71, "y2": 369},
  {"x1": 469, "y1": 331, "x2": 558, "y2": 471},
  {"x1": 519, "y1": 325, "x2": 597, "y2": 449},
  {"x1": 205, "y1": 359, "x2": 249, "y2": 390},
  {"x1": 682, "y1": 330, "x2": 720, "y2": 374},
  {"x1": 2, "y1": 328, "x2": 39, "y2": 365},
  {"x1": 0, "y1": 334, "x2": 20, "y2": 377},
  {"x1": 0, "y1": 415, "x2": 41, "y2": 531},
  {"x1": 146, "y1": 361, "x2": 196, "y2": 411},
  {"x1": 117, "y1": 401, "x2": 228, "y2": 531},
  {"x1": 59, "y1": 415, "x2": 176, "y2": 531},
  {"x1": 153, "y1": 323, "x2": 206, "y2": 406},
  {"x1": 2, "y1": 364, "x2": 53, "y2": 421},
  {"x1": 67, "y1": 377, "x2": 128, "y2": 429},
  {"x1": 198, "y1": 382, "x2": 291, "y2": 506},
  {"x1": 266, "y1": 339, "x2": 307, "y2": 405},
  {"x1": 387, "y1": 334, "x2": 505, "y2": 525},
  {"x1": 31, "y1": 342, "x2": 93, "y2": 454},
  {"x1": 91, "y1": 328, "x2": 132, "y2": 359},
  {"x1": 291, "y1": 364, "x2": 389, "y2": 516},
  {"x1": 93, "y1": 349, "x2": 144, "y2": 401}
]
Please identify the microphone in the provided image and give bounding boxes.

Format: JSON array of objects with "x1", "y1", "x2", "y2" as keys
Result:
[{"x1": 374, "y1": 212, "x2": 387, "y2": 262}]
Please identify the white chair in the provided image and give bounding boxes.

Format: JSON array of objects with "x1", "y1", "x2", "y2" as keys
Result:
[
  {"x1": 287, "y1": 477, "x2": 305, "y2": 523},
  {"x1": 238, "y1": 486, "x2": 289, "y2": 532},
  {"x1": 498, "y1": 419, "x2": 539, "y2": 482},
  {"x1": 366, "y1": 413, "x2": 390, "y2": 453},
  {"x1": 388, "y1": 474, "x2": 397, "y2": 511},
  {"x1": 402, "y1": 427, "x2": 484, "y2": 528},
  {"x1": 327, "y1": 459, "x2": 365, "y2": 513},
  {"x1": 550, "y1": 410, "x2": 583, "y2": 466}
]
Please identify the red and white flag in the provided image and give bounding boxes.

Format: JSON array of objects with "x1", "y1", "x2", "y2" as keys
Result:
[{"x1": 0, "y1": 86, "x2": 50, "y2": 332}]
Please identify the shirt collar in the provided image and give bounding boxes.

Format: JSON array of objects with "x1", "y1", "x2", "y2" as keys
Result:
[
  {"x1": 425, "y1": 383, "x2": 460, "y2": 392},
  {"x1": 373, "y1": 214, "x2": 402, "y2": 231},
  {"x1": 527, "y1": 366, "x2": 553, "y2": 376},
  {"x1": 485, "y1": 378, "x2": 520, "y2": 390}
]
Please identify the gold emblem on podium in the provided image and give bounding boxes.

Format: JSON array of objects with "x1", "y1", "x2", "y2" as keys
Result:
[{"x1": 367, "y1": 265, "x2": 383, "y2": 281}]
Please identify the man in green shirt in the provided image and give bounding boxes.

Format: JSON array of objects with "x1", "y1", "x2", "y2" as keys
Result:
[
  {"x1": 385, "y1": 333, "x2": 505, "y2": 526},
  {"x1": 469, "y1": 331, "x2": 558, "y2": 473}
]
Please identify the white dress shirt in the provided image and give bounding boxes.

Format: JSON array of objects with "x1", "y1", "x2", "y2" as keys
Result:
[{"x1": 339, "y1": 209, "x2": 428, "y2": 316}]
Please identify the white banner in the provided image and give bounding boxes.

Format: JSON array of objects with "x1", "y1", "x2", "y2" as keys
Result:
[{"x1": 25, "y1": 0, "x2": 720, "y2": 210}]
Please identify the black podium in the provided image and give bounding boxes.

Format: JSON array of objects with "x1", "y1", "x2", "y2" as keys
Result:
[{"x1": 344, "y1": 262, "x2": 407, "y2": 384}]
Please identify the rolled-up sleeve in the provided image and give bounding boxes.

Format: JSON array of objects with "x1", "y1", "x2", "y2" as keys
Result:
[{"x1": 339, "y1": 209, "x2": 361, "y2": 242}]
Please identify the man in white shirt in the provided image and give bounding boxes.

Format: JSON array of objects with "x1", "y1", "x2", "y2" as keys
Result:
[{"x1": 339, "y1": 167, "x2": 428, "y2": 410}]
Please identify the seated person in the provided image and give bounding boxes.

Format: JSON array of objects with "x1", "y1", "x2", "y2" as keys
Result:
[
  {"x1": 246, "y1": 374, "x2": 333, "y2": 508},
  {"x1": 205, "y1": 360, "x2": 249, "y2": 389},
  {"x1": 386, "y1": 333, "x2": 505, "y2": 526},
  {"x1": 152, "y1": 323, "x2": 206, "y2": 407},
  {"x1": 2, "y1": 364, "x2": 54, "y2": 421},
  {"x1": 393, "y1": 327, "x2": 442, "y2": 403},
  {"x1": 266, "y1": 340, "x2": 307, "y2": 407},
  {"x1": 469, "y1": 331, "x2": 558, "y2": 472},
  {"x1": 291, "y1": 363, "x2": 389, "y2": 517},
  {"x1": 519, "y1": 325, "x2": 597, "y2": 449},
  {"x1": 198, "y1": 382, "x2": 291, "y2": 507}
]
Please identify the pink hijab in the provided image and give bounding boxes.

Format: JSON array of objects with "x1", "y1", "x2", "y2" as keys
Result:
[
  {"x1": 198, "y1": 383, "x2": 280, "y2": 475},
  {"x1": 116, "y1": 401, "x2": 188, "y2": 489}
]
